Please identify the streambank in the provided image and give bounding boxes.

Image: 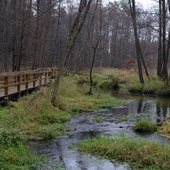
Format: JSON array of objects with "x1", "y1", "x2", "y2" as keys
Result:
[{"x1": 31, "y1": 97, "x2": 170, "y2": 170}]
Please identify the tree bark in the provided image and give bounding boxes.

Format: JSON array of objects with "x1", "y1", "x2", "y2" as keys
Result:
[
  {"x1": 51, "y1": 0, "x2": 93, "y2": 105},
  {"x1": 162, "y1": 0, "x2": 168, "y2": 83},
  {"x1": 129, "y1": 0, "x2": 144, "y2": 84}
]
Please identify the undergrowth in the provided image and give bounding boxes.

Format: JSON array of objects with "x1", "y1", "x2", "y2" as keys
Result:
[
  {"x1": 0, "y1": 128, "x2": 44, "y2": 170},
  {"x1": 133, "y1": 120, "x2": 158, "y2": 133},
  {"x1": 159, "y1": 121, "x2": 170, "y2": 139},
  {"x1": 77, "y1": 135, "x2": 170, "y2": 170},
  {"x1": 92, "y1": 69, "x2": 126, "y2": 89},
  {"x1": 74, "y1": 69, "x2": 170, "y2": 96},
  {"x1": 126, "y1": 73, "x2": 170, "y2": 96},
  {"x1": 1, "y1": 68, "x2": 170, "y2": 169},
  {"x1": 0, "y1": 72, "x2": 128, "y2": 169}
]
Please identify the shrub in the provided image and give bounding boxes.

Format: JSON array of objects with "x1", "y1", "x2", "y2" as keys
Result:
[
  {"x1": 133, "y1": 120, "x2": 158, "y2": 133},
  {"x1": 159, "y1": 121, "x2": 170, "y2": 139}
]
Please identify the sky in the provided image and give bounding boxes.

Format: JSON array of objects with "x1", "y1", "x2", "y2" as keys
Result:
[
  {"x1": 135, "y1": 0, "x2": 156, "y2": 9},
  {"x1": 105, "y1": 0, "x2": 157, "y2": 9}
]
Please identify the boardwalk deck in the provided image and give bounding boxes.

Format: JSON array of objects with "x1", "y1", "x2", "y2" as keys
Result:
[{"x1": 0, "y1": 68, "x2": 56, "y2": 99}]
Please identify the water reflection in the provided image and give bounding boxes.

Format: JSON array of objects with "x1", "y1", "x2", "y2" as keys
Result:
[{"x1": 115, "y1": 93, "x2": 170, "y2": 124}]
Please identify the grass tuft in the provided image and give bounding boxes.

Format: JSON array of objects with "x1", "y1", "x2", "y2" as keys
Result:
[
  {"x1": 159, "y1": 121, "x2": 170, "y2": 139},
  {"x1": 0, "y1": 128, "x2": 27, "y2": 146},
  {"x1": 77, "y1": 135, "x2": 170, "y2": 170},
  {"x1": 93, "y1": 115, "x2": 105, "y2": 123},
  {"x1": 0, "y1": 128, "x2": 44, "y2": 169},
  {"x1": 133, "y1": 120, "x2": 158, "y2": 133}
]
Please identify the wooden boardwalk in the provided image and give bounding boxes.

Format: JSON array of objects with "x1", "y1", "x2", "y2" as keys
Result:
[{"x1": 0, "y1": 68, "x2": 56, "y2": 99}]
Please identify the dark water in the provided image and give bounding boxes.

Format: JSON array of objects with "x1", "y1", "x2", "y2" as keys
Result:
[{"x1": 31, "y1": 95, "x2": 170, "y2": 170}]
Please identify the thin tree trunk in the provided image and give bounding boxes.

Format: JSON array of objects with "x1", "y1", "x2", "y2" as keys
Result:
[
  {"x1": 89, "y1": 47, "x2": 97, "y2": 95},
  {"x1": 88, "y1": 0, "x2": 101, "y2": 94},
  {"x1": 157, "y1": 0, "x2": 163, "y2": 77},
  {"x1": 51, "y1": 0, "x2": 93, "y2": 105},
  {"x1": 162, "y1": 0, "x2": 168, "y2": 83},
  {"x1": 129, "y1": 0, "x2": 144, "y2": 84},
  {"x1": 32, "y1": 0, "x2": 40, "y2": 69}
]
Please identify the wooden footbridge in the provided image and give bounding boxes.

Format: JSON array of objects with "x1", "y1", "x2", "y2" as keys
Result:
[{"x1": 0, "y1": 68, "x2": 57, "y2": 99}]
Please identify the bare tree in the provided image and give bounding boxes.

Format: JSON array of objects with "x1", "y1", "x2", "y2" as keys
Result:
[
  {"x1": 87, "y1": 0, "x2": 102, "y2": 94},
  {"x1": 129, "y1": 0, "x2": 144, "y2": 84},
  {"x1": 157, "y1": 0, "x2": 169, "y2": 84},
  {"x1": 51, "y1": 0, "x2": 93, "y2": 105}
]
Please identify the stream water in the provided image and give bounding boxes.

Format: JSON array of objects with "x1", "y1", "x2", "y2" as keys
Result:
[{"x1": 31, "y1": 94, "x2": 170, "y2": 170}]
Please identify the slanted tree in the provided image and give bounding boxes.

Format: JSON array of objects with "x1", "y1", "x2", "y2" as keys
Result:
[{"x1": 51, "y1": 0, "x2": 93, "y2": 105}]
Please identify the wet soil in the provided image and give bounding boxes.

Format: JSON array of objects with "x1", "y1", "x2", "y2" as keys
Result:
[{"x1": 31, "y1": 97, "x2": 170, "y2": 170}]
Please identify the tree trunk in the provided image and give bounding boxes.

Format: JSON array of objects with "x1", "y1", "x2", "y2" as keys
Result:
[
  {"x1": 88, "y1": 0, "x2": 102, "y2": 94},
  {"x1": 157, "y1": 0, "x2": 168, "y2": 84},
  {"x1": 32, "y1": 0, "x2": 41, "y2": 70},
  {"x1": 157, "y1": 0, "x2": 163, "y2": 77},
  {"x1": 51, "y1": 0, "x2": 93, "y2": 106},
  {"x1": 162, "y1": 0, "x2": 168, "y2": 84},
  {"x1": 89, "y1": 47, "x2": 97, "y2": 95},
  {"x1": 129, "y1": 0, "x2": 144, "y2": 84}
]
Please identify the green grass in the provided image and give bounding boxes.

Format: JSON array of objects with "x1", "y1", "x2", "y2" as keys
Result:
[
  {"x1": 0, "y1": 128, "x2": 44, "y2": 170},
  {"x1": 2, "y1": 69, "x2": 169, "y2": 169},
  {"x1": 133, "y1": 120, "x2": 158, "y2": 133},
  {"x1": 116, "y1": 114, "x2": 134, "y2": 123},
  {"x1": 77, "y1": 135, "x2": 170, "y2": 170},
  {"x1": 0, "y1": 89, "x2": 71, "y2": 139},
  {"x1": 74, "y1": 69, "x2": 170, "y2": 96},
  {"x1": 0, "y1": 73, "x2": 128, "y2": 168},
  {"x1": 126, "y1": 74, "x2": 170, "y2": 96},
  {"x1": 93, "y1": 115, "x2": 105, "y2": 123},
  {"x1": 93, "y1": 69, "x2": 121, "y2": 89},
  {"x1": 159, "y1": 121, "x2": 170, "y2": 139},
  {"x1": 0, "y1": 75, "x2": 128, "y2": 139}
]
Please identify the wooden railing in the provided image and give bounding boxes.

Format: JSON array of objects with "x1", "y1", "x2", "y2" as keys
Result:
[{"x1": 0, "y1": 68, "x2": 57, "y2": 98}]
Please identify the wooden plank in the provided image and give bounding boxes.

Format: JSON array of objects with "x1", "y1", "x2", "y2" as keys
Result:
[{"x1": 0, "y1": 68, "x2": 54, "y2": 98}]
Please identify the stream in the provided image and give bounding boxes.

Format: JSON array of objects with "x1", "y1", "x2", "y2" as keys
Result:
[{"x1": 31, "y1": 95, "x2": 170, "y2": 170}]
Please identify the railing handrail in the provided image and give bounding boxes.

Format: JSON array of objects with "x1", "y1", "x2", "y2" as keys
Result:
[
  {"x1": 0, "y1": 68, "x2": 57, "y2": 77},
  {"x1": 0, "y1": 68, "x2": 57, "y2": 97}
]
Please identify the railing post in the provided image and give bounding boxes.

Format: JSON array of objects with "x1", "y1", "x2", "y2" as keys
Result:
[
  {"x1": 48, "y1": 71, "x2": 52, "y2": 77},
  {"x1": 4, "y1": 76, "x2": 8, "y2": 96},
  {"x1": 17, "y1": 75, "x2": 21, "y2": 93},
  {"x1": 39, "y1": 73, "x2": 42, "y2": 86},
  {"x1": 45, "y1": 72, "x2": 47, "y2": 84},
  {"x1": 33, "y1": 74, "x2": 36, "y2": 88},
  {"x1": 14, "y1": 75, "x2": 17, "y2": 83},
  {"x1": 25, "y1": 74, "x2": 29, "y2": 91}
]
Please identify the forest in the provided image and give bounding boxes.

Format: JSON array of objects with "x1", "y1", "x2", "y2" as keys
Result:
[
  {"x1": 0, "y1": 0, "x2": 168, "y2": 78},
  {"x1": 1, "y1": 1, "x2": 170, "y2": 170}
]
